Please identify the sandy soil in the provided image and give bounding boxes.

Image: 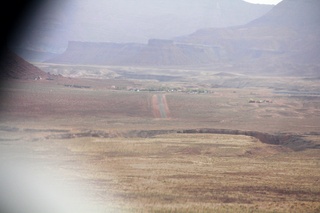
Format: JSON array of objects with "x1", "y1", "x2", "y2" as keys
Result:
[{"x1": 1, "y1": 73, "x2": 320, "y2": 212}]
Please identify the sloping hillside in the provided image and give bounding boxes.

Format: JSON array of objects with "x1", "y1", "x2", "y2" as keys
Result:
[
  {"x1": 176, "y1": 0, "x2": 320, "y2": 69},
  {"x1": 0, "y1": 50, "x2": 58, "y2": 80},
  {"x1": 249, "y1": 0, "x2": 320, "y2": 29}
]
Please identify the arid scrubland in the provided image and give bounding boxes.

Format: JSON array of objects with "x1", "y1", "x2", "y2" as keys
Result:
[{"x1": 0, "y1": 68, "x2": 320, "y2": 212}]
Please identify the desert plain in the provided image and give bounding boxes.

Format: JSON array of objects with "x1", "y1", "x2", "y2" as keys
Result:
[{"x1": 0, "y1": 64, "x2": 320, "y2": 212}]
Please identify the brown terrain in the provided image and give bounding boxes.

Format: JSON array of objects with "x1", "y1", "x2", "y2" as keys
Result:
[
  {"x1": 0, "y1": 50, "x2": 61, "y2": 80},
  {"x1": 1, "y1": 0, "x2": 320, "y2": 212},
  {"x1": 1, "y1": 59, "x2": 320, "y2": 212}
]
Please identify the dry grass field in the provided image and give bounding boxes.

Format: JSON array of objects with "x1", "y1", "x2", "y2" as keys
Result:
[
  {"x1": 1, "y1": 132, "x2": 319, "y2": 212},
  {"x1": 1, "y1": 65, "x2": 320, "y2": 212}
]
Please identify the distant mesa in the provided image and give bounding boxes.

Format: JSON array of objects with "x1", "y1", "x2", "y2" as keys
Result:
[
  {"x1": 214, "y1": 72, "x2": 238, "y2": 77},
  {"x1": 46, "y1": 40, "x2": 219, "y2": 66},
  {"x1": 148, "y1": 39, "x2": 174, "y2": 47},
  {"x1": 46, "y1": 0, "x2": 320, "y2": 76},
  {"x1": 9, "y1": 0, "x2": 273, "y2": 62}
]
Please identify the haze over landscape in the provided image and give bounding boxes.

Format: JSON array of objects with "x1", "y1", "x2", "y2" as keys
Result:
[
  {"x1": 9, "y1": 0, "x2": 273, "y2": 57},
  {"x1": 1, "y1": 0, "x2": 320, "y2": 212}
]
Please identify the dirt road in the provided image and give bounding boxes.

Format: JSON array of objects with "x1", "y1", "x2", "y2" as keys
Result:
[{"x1": 152, "y1": 94, "x2": 170, "y2": 119}]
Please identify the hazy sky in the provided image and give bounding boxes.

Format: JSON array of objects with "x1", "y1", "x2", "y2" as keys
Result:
[
  {"x1": 10, "y1": 0, "x2": 280, "y2": 53},
  {"x1": 244, "y1": 0, "x2": 283, "y2": 4}
]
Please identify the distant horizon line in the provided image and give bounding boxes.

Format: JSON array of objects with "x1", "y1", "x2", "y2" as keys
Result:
[{"x1": 243, "y1": 0, "x2": 283, "y2": 5}]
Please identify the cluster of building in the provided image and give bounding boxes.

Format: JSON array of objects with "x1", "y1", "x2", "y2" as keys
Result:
[{"x1": 248, "y1": 99, "x2": 273, "y2": 104}]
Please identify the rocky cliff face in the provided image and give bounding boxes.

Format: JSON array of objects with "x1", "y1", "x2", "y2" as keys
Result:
[
  {"x1": 47, "y1": 0, "x2": 320, "y2": 76},
  {"x1": 9, "y1": 0, "x2": 273, "y2": 62},
  {"x1": 47, "y1": 40, "x2": 221, "y2": 66}
]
